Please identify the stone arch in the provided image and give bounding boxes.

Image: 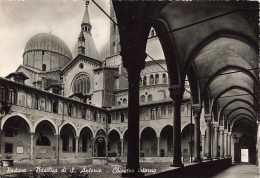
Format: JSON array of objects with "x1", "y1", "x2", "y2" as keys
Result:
[
  {"x1": 1, "y1": 112, "x2": 33, "y2": 133},
  {"x1": 201, "y1": 65, "x2": 259, "y2": 97},
  {"x1": 59, "y1": 122, "x2": 77, "y2": 136},
  {"x1": 229, "y1": 113, "x2": 256, "y2": 127},
  {"x1": 187, "y1": 64, "x2": 201, "y2": 104},
  {"x1": 226, "y1": 107, "x2": 256, "y2": 122},
  {"x1": 32, "y1": 118, "x2": 58, "y2": 135},
  {"x1": 108, "y1": 128, "x2": 122, "y2": 139},
  {"x1": 210, "y1": 86, "x2": 255, "y2": 114},
  {"x1": 230, "y1": 117, "x2": 256, "y2": 133},
  {"x1": 140, "y1": 126, "x2": 159, "y2": 138},
  {"x1": 219, "y1": 99, "x2": 254, "y2": 122},
  {"x1": 95, "y1": 128, "x2": 106, "y2": 138},
  {"x1": 78, "y1": 125, "x2": 94, "y2": 138}
]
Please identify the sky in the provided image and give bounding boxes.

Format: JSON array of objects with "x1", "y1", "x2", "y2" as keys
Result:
[{"x1": 0, "y1": 0, "x2": 110, "y2": 77}]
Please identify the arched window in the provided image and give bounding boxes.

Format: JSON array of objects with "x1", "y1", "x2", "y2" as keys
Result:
[
  {"x1": 151, "y1": 108, "x2": 156, "y2": 120},
  {"x1": 148, "y1": 94, "x2": 153, "y2": 102},
  {"x1": 163, "y1": 73, "x2": 167, "y2": 84},
  {"x1": 149, "y1": 75, "x2": 154, "y2": 85},
  {"x1": 123, "y1": 98, "x2": 127, "y2": 105},
  {"x1": 68, "y1": 104, "x2": 73, "y2": 116},
  {"x1": 120, "y1": 112, "x2": 124, "y2": 122},
  {"x1": 162, "y1": 106, "x2": 166, "y2": 118},
  {"x1": 9, "y1": 88, "x2": 16, "y2": 105},
  {"x1": 156, "y1": 107, "x2": 161, "y2": 119},
  {"x1": 36, "y1": 135, "x2": 51, "y2": 146},
  {"x1": 140, "y1": 95, "x2": 145, "y2": 103},
  {"x1": 118, "y1": 101, "x2": 121, "y2": 106},
  {"x1": 143, "y1": 76, "x2": 147, "y2": 86},
  {"x1": 0, "y1": 86, "x2": 7, "y2": 103},
  {"x1": 94, "y1": 111, "x2": 97, "y2": 122},
  {"x1": 116, "y1": 113, "x2": 119, "y2": 123},
  {"x1": 155, "y1": 74, "x2": 159, "y2": 84},
  {"x1": 82, "y1": 107, "x2": 86, "y2": 119},
  {"x1": 73, "y1": 74, "x2": 91, "y2": 94},
  {"x1": 168, "y1": 106, "x2": 173, "y2": 118},
  {"x1": 42, "y1": 64, "x2": 46, "y2": 71},
  {"x1": 140, "y1": 78, "x2": 142, "y2": 87}
]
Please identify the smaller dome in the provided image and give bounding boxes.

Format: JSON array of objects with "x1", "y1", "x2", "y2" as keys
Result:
[{"x1": 24, "y1": 33, "x2": 72, "y2": 60}]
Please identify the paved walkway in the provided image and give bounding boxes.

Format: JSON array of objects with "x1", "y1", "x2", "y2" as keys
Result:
[{"x1": 212, "y1": 164, "x2": 259, "y2": 178}]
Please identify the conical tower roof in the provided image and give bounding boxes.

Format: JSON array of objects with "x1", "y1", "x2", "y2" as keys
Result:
[{"x1": 72, "y1": 1, "x2": 100, "y2": 60}]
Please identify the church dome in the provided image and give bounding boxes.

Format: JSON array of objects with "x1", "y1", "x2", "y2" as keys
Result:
[
  {"x1": 23, "y1": 33, "x2": 72, "y2": 71},
  {"x1": 24, "y1": 33, "x2": 72, "y2": 59}
]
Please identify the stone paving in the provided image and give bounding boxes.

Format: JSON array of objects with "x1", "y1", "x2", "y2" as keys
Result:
[{"x1": 212, "y1": 164, "x2": 259, "y2": 178}]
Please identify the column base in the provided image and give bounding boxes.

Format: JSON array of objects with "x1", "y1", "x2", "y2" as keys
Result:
[
  {"x1": 193, "y1": 157, "x2": 202, "y2": 163},
  {"x1": 121, "y1": 172, "x2": 144, "y2": 177},
  {"x1": 213, "y1": 156, "x2": 220, "y2": 160},
  {"x1": 203, "y1": 157, "x2": 213, "y2": 161},
  {"x1": 170, "y1": 162, "x2": 184, "y2": 168},
  {"x1": 219, "y1": 156, "x2": 225, "y2": 159}
]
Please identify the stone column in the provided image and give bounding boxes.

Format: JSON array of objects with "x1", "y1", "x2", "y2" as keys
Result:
[
  {"x1": 219, "y1": 128, "x2": 224, "y2": 158},
  {"x1": 92, "y1": 139, "x2": 95, "y2": 157},
  {"x1": 121, "y1": 50, "x2": 146, "y2": 177},
  {"x1": 228, "y1": 132, "x2": 231, "y2": 157},
  {"x1": 193, "y1": 104, "x2": 202, "y2": 162},
  {"x1": 30, "y1": 133, "x2": 34, "y2": 160},
  {"x1": 224, "y1": 130, "x2": 228, "y2": 157},
  {"x1": 169, "y1": 85, "x2": 184, "y2": 167},
  {"x1": 75, "y1": 136, "x2": 79, "y2": 158},
  {"x1": 157, "y1": 137, "x2": 160, "y2": 157},
  {"x1": 204, "y1": 115, "x2": 212, "y2": 160},
  {"x1": 0, "y1": 130, "x2": 5, "y2": 162},
  {"x1": 120, "y1": 139, "x2": 124, "y2": 157},
  {"x1": 54, "y1": 135, "x2": 59, "y2": 163},
  {"x1": 213, "y1": 124, "x2": 219, "y2": 159},
  {"x1": 201, "y1": 135, "x2": 205, "y2": 159}
]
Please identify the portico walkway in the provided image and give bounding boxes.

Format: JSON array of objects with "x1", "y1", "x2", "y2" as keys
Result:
[{"x1": 212, "y1": 164, "x2": 259, "y2": 178}]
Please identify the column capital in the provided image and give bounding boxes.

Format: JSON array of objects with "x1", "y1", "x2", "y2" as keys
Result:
[
  {"x1": 54, "y1": 134, "x2": 60, "y2": 138},
  {"x1": 228, "y1": 132, "x2": 232, "y2": 136},
  {"x1": 219, "y1": 130, "x2": 224, "y2": 135},
  {"x1": 224, "y1": 129, "x2": 229, "y2": 134},
  {"x1": 204, "y1": 114, "x2": 211, "y2": 122},
  {"x1": 75, "y1": 136, "x2": 79, "y2": 141},
  {"x1": 157, "y1": 137, "x2": 160, "y2": 140},
  {"x1": 213, "y1": 122, "x2": 219, "y2": 128},
  {"x1": 169, "y1": 85, "x2": 184, "y2": 102},
  {"x1": 120, "y1": 49, "x2": 146, "y2": 72},
  {"x1": 192, "y1": 104, "x2": 202, "y2": 114},
  {"x1": 29, "y1": 132, "x2": 35, "y2": 136}
]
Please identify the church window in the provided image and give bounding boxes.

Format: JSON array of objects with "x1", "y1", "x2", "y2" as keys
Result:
[
  {"x1": 93, "y1": 111, "x2": 97, "y2": 122},
  {"x1": 52, "y1": 100, "x2": 58, "y2": 113},
  {"x1": 73, "y1": 74, "x2": 91, "y2": 94},
  {"x1": 118, "y1": 101, "x2": 121, "y2": 106},
  {"x1": 149, "y1": 75, "x2": 154, "y2": 85},
  {"x1": 155, "y1": 74, "x2": 159, "y2": 84},
  {"x1": 151, "y1": 108, "x2": 156, "y2": 120},
  {"x1": 42, "y1": 64, "x2": 46, "y2": 71},
  {"x1": 36, "y1": 135, "x2": 51, "y2": 146},
  {"x1": 143, "y1": 76, "x2": 147, "y2": 86},
  {"x1": 168, "y1": 106, "x2": 173, "y2": 117},
  {"x1": 121, "y1": 112, "x2": 124, "y2": 122},
  {"x1": 116, "y1": 113, "x2": 119, "y2": 123},
  {"x1": 123, "y1": 98, "x2": 127, "y2": 105},
  {"x1": 140, "y1": 95, "x2": 145, "y2": 103},
  {"x1": 0, "y1": 86, "x2": 7, "y2": 103},
  {"x1": 148, "y1": 94, "x2": 153, "y2": 102},
  {"x1": 163, "y1": 73, "x2": 167, "y2": 84},
  {"x1": 68, "y1": 104, "x2": 73, "y2": 116},
  {"x1": 9, "y1": 88, "x2": 16, "y2": 105}
]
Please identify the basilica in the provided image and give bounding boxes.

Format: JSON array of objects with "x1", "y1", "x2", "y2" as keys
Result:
[{"x1": 0, "y1": 1, "x2": 259, "y2": 176}]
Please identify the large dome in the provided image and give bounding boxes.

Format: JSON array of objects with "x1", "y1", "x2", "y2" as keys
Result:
[
  {"x1": 24, "y1": 33, "x2": 72, "y2": 59},
  {"x1": 23, "y1": 33, "x2": 72, "y2": 71}
]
